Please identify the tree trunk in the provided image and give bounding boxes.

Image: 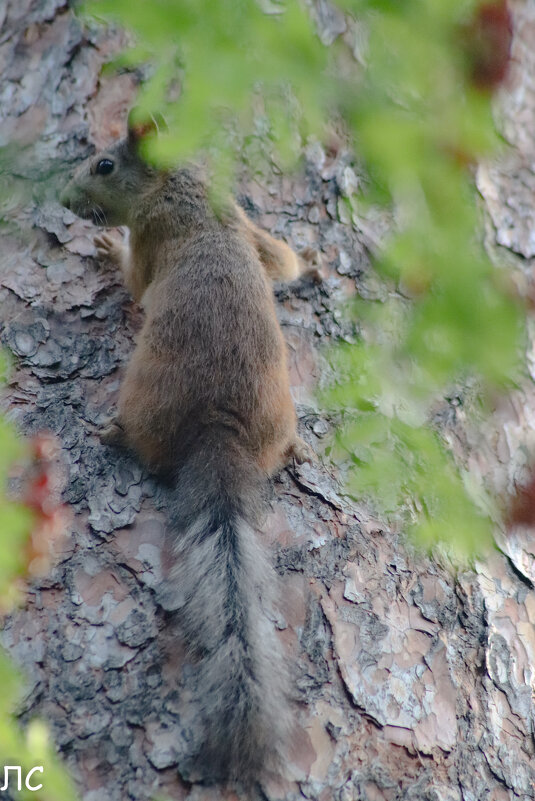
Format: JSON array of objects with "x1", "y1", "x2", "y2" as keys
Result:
[{"x1": 1, "y1": 1, "x2": 534, "y2": 800}]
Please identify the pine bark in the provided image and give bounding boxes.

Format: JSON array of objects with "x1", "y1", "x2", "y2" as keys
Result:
[{"x1": 1, "y1": 2, "x2": 534, "y2": 800}]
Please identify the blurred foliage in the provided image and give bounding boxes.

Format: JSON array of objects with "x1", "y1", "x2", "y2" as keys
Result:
[
  {"x1": 0, "y1": 356, "x2": 76, "y2": 800},
  {"x1": 82, "y1": 0, "x2": 521, "y2": 554},
  {"x1": 87, "y1": 0, "x2": 330, "y2": 169},
  {"x1": 0, "y1": 356, "x2": 32, "y2": 614}
]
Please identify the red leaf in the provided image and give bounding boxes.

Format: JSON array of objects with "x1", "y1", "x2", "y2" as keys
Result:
[
  {"x1": 461, "y1": 1, "x2": 513, "y2": 91},
  {"x1": 508, "y1": 470, "x2": 535, "y2": 527}
]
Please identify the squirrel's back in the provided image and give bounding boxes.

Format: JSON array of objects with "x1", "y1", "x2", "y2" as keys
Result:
[{"x1": 118, "y1": 170, "x2": 295, "y2": 473}]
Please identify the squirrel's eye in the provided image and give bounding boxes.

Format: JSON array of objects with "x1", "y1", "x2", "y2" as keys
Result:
[{"x1": 96, "y1": 159, "x2": 114, "y2": 176}]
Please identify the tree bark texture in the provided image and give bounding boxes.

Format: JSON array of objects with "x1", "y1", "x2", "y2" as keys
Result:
[{"x1": 1, "y1": 1, "x2": 534, "y2": 800}]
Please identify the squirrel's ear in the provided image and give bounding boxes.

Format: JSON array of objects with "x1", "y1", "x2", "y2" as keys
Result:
[{"x1": 127, "y1": 108, "x2": 168, "y2": 148}]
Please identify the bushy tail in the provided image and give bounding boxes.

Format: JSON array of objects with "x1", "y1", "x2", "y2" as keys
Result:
[{"x1": 164, "y1": 425, "x2": 290, "y2": 785}]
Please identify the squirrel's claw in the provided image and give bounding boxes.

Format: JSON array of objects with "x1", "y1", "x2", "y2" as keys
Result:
[
  {"x1": 287, "y1": 436, "x2": 316, "y2": 466},
  {"x1": 94, "y1": 233, "x2": 125, "y2": 266}
]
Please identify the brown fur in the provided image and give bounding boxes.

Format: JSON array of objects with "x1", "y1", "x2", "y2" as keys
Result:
[
  {"x1": 238, "y1": 206, "x2": 300, "y2": 281},
  {"x1": 60, "y1": 113, "x2": 310, "y2": 785}
]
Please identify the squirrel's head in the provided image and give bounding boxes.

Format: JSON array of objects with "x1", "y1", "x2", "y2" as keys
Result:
[{"x1": 60, "y1": 109, "x2": 166, "y2": 227}]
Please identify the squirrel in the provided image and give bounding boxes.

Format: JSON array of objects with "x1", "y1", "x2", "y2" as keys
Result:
[{"x1": 60, "y1": 110, "x2": 314, "y2": 785}]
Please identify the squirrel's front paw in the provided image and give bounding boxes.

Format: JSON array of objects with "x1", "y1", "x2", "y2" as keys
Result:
[
  {"x1": 299, "y1": 247, "x2": 323, "y2": 283},
  {"x1": 94, "y1": 233, "x2": 125, "y2": 267}
]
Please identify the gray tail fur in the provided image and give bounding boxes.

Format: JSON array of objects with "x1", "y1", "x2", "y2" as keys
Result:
[{"x1": 165, "y1": 425, "x2": 290, "y2": 785}]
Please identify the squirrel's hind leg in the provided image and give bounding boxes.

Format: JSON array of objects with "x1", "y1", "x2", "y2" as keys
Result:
[
  {"x1": 285, "y1": 435, "x2": 316, "y2": 466},
  {"x1": 99, "y1": 415, "x2": 126, "y2": 447}
]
